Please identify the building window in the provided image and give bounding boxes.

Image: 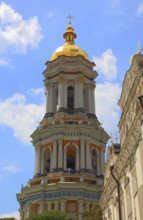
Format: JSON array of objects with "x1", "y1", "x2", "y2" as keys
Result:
[
  {"x1": 67, "y1": 86, "x2": 74, "y2": 112},
  {"x1": 91, "y1": 148, "x2": 97, "y2": 173},
  {"x1": 66, "y1": 148, "x2": 76, "y2": 172},
  {"x1": 67, "y1": 155, "x2": 75, "y2": 171},
  {"x1": 44, "y1": 148, "x2": 51, "y2": 174}
]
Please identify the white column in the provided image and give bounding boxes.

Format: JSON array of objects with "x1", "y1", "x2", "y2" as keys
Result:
[
  {"x1": 26, "y1": 204, "x2": 31, "y2": 218},
  {"x1": 78, "y1": 201, "x2": 84, "y2": 220},
  {"x1": 34, "y1": 148, "x2": 37, "y2": 175},
  {"x1": 58, "y1": 78, "x2": 64, "y2": 109},
  {"x1": 48, "y1": 84, "x2": 51, "y2": 112},
  {"x1": 87, "y1": 85, "x2": 92, "y2": 113},
  {"x1": 50, "y1": 149, "x2": 53, "y2": 171},
  {"x1": 52, "y1": 140, "x2": 57, "y2": 170},
  {"x1": 49, "y1": 85, "x2": 53, "y2": 112},
  {"x1": 58, "y1": 139, "x2": 63, "y2": 170},
  {"x1": 55, "y1": 201, "x2": 59, "y2": 210},
  {"x1": 91, "y1": 85, "x2": 95, "y2": 114},
  {"x1": 64, "y1": 80, "x2": 67, "y2": 109},
  {"x1": 136, "y1": 139, "x2": 143, "y2": 188},
  {"x1": 76, "y1": 149, "x2": 80, "y2": 171},
  {"x1": 86, "y1": 142, "x2": 92, "y2": 171},
  {"x1": 36, "y1": 146, "x2": 41, "y2": 175},
  {"x1": 41, "y1": 153, "x2": 45, "y2": 175},
  {"x1": 64, "y1": 148, "x2": 67, "y2": 170},
  {"x1": 85, "y1": 201, "x2": 90, "y2": 211},
  {"x1": 46, "y1": 86, "x2": 49, "y2": 113},
  {"x1": 97, "y1": 153, "x2": 100, "y2": 176},
  {"x1": 80, "y1": 140, "x2": 85, "y2": 170},
  {"x1": 60, "y1": 200, "x2": 66, "y2": 212},
  {"x1": 100, "y1": 146, "x2": 105, "y2": 175},
  {"x1": 78, "y1": 78, "x2": 84, "y2": 109},
  {"x1": 128, "y1": 173, "x2": 136, "y2": 219},
  {"x1": 47, "y1": 202, "x2": 52, "y2": 211},
  {"x1": 19, "y1": 209, "x2": 24, "y2": 220},
  {"x1": 75, "y1": 81, "x2": 78, "y2": 109},
  {"x1": 39, "y1": 201, "x2": 45, "y2": 214},
  {"x1": 53, "y1": 87, "x2": 57, "y2": 113}
]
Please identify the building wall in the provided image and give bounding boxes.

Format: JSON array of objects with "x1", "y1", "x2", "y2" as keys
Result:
[{"x1": 100, "y1": 53, "x2": 143, "y2": 220}]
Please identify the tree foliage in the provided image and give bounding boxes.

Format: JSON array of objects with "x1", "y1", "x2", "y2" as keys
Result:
[
  {"x1": 0, "y1": 218, "x2": 15, "y2": 220},
  {"x1": 25, "y1": 210, "x2": 66, "y2": 220},
  {"x1": 82, "y1": 203, "x2": 102, "y2": 220}
]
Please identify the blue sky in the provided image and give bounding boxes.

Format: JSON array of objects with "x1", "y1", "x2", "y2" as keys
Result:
[{"x1": 0, "y1": 0, "x2": 143, "y2": 219}]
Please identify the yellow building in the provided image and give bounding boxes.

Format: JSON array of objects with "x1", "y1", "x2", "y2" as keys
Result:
[
  {"x1": 16, "y1": 21, "x2": 109, "y2": 220},
  {"x1": 100, "y1": 53, "x2": 143, "y2": 220}
]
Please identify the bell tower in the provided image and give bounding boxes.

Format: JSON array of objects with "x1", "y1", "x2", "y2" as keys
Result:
[{"x1": 17, "y1": 21, "x2": 109, "y2": 220}]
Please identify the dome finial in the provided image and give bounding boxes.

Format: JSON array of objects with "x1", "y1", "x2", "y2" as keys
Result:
[
  {"x1": 64, "y1": 15, "x2": 76, "y2": 44},
  {"x1": 66, "y1": 14, "x2": 74, "y2": 26}
]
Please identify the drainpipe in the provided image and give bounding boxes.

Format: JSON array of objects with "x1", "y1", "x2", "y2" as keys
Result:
[{"x1": 110, "y1": 165, "x2": 122, "y2": 220}]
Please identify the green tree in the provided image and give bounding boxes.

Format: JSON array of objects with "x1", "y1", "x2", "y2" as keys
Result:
[
  {"x1": 25, "y1": 210, "x2": 66, "y2": 220},
  {"x1": 82, "y1": 203, "x2": 102, "y2": 220},
  {"x1": 0, "y1": 218, "x2": 16, "y2": 220}
]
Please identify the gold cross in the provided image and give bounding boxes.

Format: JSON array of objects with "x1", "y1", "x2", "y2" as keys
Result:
[{"x1": 66, "y1": 14, "x2": 74, "y2": 25}]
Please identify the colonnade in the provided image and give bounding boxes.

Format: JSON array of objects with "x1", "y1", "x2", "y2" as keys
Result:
[
  {"x1": 45, "y1": 78, "x2": 95, "y2": 114},
  {"x1": 34, "y1": 140, "x2": 105, "y2": 176},
  {"x1": 20, "y1": 200, "x2": 94, "y2": 220}
]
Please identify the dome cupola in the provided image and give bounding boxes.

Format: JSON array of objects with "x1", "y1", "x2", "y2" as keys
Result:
[{"x1": 51, "y1": 20, "x2": 89, "y2": 61}]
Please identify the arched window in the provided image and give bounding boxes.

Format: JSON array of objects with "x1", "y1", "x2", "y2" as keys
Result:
[
  {"x1": 91, "y1": 148, "x2": 97, "y2": 173},
  {"x1": 44, "y1": 148, "x2": 51, "y2": 174},
  {"x1": 66, "y1": 148, "x2": 76, "y2": 172},
  {"x1": 67, "y1": 86, "x2": 74, "y2": 113}
]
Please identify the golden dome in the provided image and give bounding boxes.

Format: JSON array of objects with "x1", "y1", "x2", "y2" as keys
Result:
[{"x1": 51, "y1": 25, "x2": 89, "y2": 61}]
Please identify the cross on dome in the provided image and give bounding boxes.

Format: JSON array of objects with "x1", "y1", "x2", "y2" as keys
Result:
[{"x1": 66, "y1": 14, "x2": 74, "y2": 25}]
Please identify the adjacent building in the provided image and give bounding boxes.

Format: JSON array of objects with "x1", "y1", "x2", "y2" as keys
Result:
[{"x1": 100, "y1": 52, "x2": 143, "y2": 220}]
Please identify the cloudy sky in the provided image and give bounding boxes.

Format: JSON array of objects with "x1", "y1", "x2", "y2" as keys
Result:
[{"x1": 0, "y1": 0, "x2": 143, "y2": 219}]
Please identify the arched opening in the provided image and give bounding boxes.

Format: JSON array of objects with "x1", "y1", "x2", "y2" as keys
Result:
[
  {"x1": 91, "y1": 148, "x2": 98, "y2": 173},
  {"x1": 44, "y1": 148, "x2": 51, "y2": 174},
  {"x1": 66, "y1": 148, "x2": 76, "y2": 172},
  {"x1": 67, "y1": 86, "x2": 74, "y2": 113}
]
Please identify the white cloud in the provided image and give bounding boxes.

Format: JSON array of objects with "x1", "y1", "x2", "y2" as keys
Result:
[
  {"x1": 136, "y1": 2, "x2": 143, "y2": 16},
  {"x1": 95, "y1": 82, "x2": 121, "y2": 139},
  {"x1": 0, "y1": 2, "x2": 43, "y2": 54},
  {"x1": 0, "y1": 93, "x2": 45, "y2": 144},
  {"x1": 0, "y1": 58, "x2": 9, "y2": 66},
  {"x1": 27, "y1": 88, "x2": 44, "y2": 96},
  {"x1": 2, "y1": 164, "x2": 20, "y2": 173},
  {"x1": 93, "y1": 49, "x2": 118, "y2": 81},
  {"x1": 0, "y1": 211, "x2": 20, "y2": 220}
]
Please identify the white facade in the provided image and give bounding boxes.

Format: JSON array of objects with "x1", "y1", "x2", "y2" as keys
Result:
[{"x1": 100, "y1": 53, "x2": 143, "y2": 220}]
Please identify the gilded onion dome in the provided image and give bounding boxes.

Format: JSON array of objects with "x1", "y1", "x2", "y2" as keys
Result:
[{"x1": 51, "y1": 24, "x2": 89, "y2": 61}]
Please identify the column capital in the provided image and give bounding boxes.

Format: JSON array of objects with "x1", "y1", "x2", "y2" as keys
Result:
[
  {"x1": 53, "y1": 139, "x2": 57, "y2": 144},
  {"x1": 86, "y1": 141, "x2": 90, "y2": 145},
  {"x1": 78, "y1": 199, "x2": 84, "y2": 204},
  {"x1": 58, "y1": 139, "x2": 63, "y2": 144},
  {"x1": 80, "y1": 139, "x2": 85, "y2": 144},
  {"x1": 58, "y1": 76, "x2": 65, "y2": 83}
]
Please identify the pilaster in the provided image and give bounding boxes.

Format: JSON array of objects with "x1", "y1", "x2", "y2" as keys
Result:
[
  {"x1": 80, "y1": 140, "x2": 85, "y2": 171},
  {"x1": 52, "y1": 140, "x2": 57, "y2": 171},
  {"x1": 58, "y1": 139, "x2": 63, "y2": 170},
  {"x1": 60, "y1": 200, "x2": 66, "y2": 212},
  {"x1": 78, "y1": 200, "x2": 84, "y2": 220},
  {"x1": 86, "y1": 141, "x2": 92, "y2": 171}
]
